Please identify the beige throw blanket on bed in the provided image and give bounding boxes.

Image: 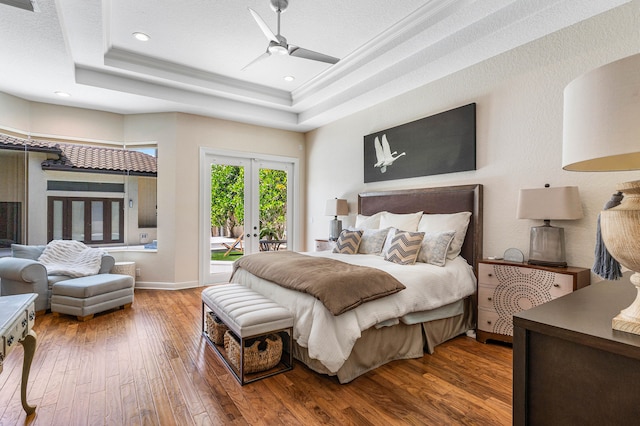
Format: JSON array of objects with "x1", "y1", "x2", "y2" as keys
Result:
[{"x1": 231, "y1": 251, "x2": 405, "y2": 315}]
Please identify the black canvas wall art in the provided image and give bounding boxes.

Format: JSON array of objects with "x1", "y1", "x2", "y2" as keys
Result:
[{"x1": 363, "y1": 103, "x2": 476, "y2": 183}]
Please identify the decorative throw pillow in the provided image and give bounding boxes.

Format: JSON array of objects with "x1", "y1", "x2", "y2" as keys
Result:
[
  {"x1": 384, "y1": 231, "x2": 425, "y2": 265},
  {"x1": 332, "y1": 230, "x2": 363, "y2": 254},
  {"x1": 379, "y1": 211, "x2": 423, "y2": 232},
  {"x1": 417, "y1": 231, "x2": 456, "y2": 266},
  {"x1": 379, "y1": 227, "x2": 397, "y2": 256},
  {"x1": 418, "y1": 212, "x2": 471, "y2": 260},
  {"x1": 355, "y1": 211, "x2": 385, "y2": 229},
  {"x1": 11, "y1": 244, "x2": 46, "y2": 260},
  {"x1": 358, "y1": 228, "x2": 390, "y2": 254}
]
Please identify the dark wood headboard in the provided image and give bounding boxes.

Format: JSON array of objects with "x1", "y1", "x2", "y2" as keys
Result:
[{"x1": 358, "y1": 184, "x2": 483, "y2": 272}]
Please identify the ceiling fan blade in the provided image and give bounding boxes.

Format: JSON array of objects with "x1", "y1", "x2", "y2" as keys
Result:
[
  {"x1": 288, "y1": 46, "x2": 339, "y2": 65},
  {"x1": 248, "y1": 8, "x2": 279, "y2": 43},
  {"x1": 241, "y1": 51, "x2": 271, "y2": 71}
]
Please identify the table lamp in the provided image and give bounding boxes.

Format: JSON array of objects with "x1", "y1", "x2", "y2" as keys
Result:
[
  {"x1": 562, "y1": 52, "x2": 640, "y2": 334},
  {"x1": 516, "y1": 185, "x2": 583, "y2": 267},
  {"x1": 325, "y1": 198, "x2": 348, "y2": 241}
]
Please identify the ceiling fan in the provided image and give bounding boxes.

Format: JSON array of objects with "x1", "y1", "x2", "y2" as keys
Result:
[{"x1": 242, "y1": 0, "x2": 340, "y2": 70}]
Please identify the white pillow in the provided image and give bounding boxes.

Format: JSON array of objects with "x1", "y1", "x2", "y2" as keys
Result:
[
  {"x1": 379, "y1": 211, "x2": 423, "y2": 232},
  {"x1": 355, "y1": 211, "x2": 385, "y2": 229},
  {"x1": 418, "y1": 212, "x2": 472, "y2": 260},
  {"x1": 418, "y1": 231, "x2": 456, "y2": 266}
]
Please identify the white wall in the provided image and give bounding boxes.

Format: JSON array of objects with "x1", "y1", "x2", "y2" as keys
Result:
[
  {"x1": 0, "y1": 105, "x2": 305, "y2": 289},
  {"x1": 305, "y1": 3, "x2": 640, "y2": 280}
]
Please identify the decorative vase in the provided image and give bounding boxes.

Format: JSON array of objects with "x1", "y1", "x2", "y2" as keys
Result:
[{"x1": 600, "y1": 180, "x2": 640, "y2": 334}]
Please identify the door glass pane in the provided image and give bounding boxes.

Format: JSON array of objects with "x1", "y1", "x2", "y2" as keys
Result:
[
  {"x1": 258, "y1": 168, "x2": 288, "y2": 252},
  {"x1": 210, "y1": 164, "x2": 245, "y2": 265},
  {"x1": 53, "y1": 200, "x2": 63, "y2": 240},
  {"x1": 72, "y1": 200, "x2": 85, "y2": 241},
  {"x1": 111, "y1": 200, "x2": 120, "y2": 240},
  {"x1": 90, "y1": 201, "x2": 103, "y2": 241}
]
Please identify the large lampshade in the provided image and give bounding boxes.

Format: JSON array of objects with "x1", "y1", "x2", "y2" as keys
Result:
[
  {"x1": 562, "y1": 52, "x2": 640, "y2": 335},
  {"x1": 563, "y1": 53, "x2": 640, "y2": 171}
]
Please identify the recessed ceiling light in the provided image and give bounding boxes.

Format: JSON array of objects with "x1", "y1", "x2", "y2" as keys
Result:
[
  {"x1": 132, "y1": 32, "x2": 150, "y2": 42},
  {"x1": 283, "y1": 75, "x2": 295, "y2": 82},
  {"x1": 54, "y1": 91, "x2": 70, "y2": 97}
]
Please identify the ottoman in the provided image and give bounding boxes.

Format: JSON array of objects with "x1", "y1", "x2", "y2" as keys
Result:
[{"x1": 51, "y1": 274, "x2": 134, "y2": 321}]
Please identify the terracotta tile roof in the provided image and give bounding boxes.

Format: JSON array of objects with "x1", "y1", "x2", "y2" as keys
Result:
[
  {"x1": 0, "y1": 133, "x2": 157, "y2": 176},
  {"x1": 0, "y1": 133, "x2": 60, "y2": 152}
]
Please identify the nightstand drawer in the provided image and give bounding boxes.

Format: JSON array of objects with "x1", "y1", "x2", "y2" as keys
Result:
[
  {"x1": 549, "y1": 273, "x2": 574, "y2": 298},
  {"x1": 478, "y1": 263, "x2": 500, "y2": 286},
  {"x1": 478, "y1": 285, "x2": 497, "y2": 310},
  {"x1": 477, "y1": 308, "x2": 502, "y2": 333}
]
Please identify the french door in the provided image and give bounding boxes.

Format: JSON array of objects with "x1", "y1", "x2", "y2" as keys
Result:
[{"x1": 200, "y1": 149, "x2": 298, "y2": 284}]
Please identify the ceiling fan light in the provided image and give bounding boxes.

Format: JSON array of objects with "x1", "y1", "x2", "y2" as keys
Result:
[{"x1": 268, "y1": 44, "x2": 288, "y2": 55}]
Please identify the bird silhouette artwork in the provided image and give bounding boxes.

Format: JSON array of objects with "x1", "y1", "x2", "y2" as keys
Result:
[{"x1": 373, "y1": 134, "x2": 406, "y2": 173}]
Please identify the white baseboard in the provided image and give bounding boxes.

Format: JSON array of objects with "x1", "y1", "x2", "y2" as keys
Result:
[{"x1": 134, "y1": 280, "x2": 202, "y2": 290}]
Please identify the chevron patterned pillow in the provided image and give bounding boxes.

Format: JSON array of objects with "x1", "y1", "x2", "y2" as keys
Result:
[
  {"x1": 332, "y1": 230, "x2": 363, "y2": 254},
  {"x1": 384, "y1": 231, "x2": 425, "y2": 265}
]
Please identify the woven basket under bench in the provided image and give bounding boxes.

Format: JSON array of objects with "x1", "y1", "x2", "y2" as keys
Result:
[
  {"x1": 205, "y1": 312, "x2": 228, "y2": 345},
  {"x1": 224, "y1": 331, "x2": 283, "y2": 374}
]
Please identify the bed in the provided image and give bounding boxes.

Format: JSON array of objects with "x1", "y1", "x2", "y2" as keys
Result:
[{"x1": 231, "y1": 184, "x2": 483, "y2": 383}]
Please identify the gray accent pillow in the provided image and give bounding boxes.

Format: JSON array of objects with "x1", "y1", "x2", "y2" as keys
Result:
[
  {"x1": 418, "y1": 231, "x2": 456, "y2": 266},
  {"x1": 11, "y1": 244, "x2": 46, "y2": 260},
  {"x1": 358, "y1": 228, "x2": 390, "y2": 254}
]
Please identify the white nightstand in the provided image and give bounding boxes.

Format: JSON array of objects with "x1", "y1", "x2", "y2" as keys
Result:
[{"x1": 314, "y1": 239, "x2": 336, "y2": 252}]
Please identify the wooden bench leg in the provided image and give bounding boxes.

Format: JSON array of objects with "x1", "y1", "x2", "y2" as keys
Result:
[
  {"x1": 52, "y1": 312, "x2": 61, "y2": 317},
  {"x1": 122, "y1": 303, "x2": 132, "y2": 310}
]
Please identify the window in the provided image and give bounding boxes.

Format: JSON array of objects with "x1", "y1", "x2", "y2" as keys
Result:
[{"x1": 47, "y1": 197, "x2": 124, "y2": 244}]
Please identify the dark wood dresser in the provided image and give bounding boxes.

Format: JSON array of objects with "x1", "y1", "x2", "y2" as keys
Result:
[{"x1": 513, "y1": 273, "x2": 640, "y2": 425}]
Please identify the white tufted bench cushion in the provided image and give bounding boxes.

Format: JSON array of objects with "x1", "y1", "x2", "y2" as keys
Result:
[
  {"x1": 201, "y1": 283, "x2": 293, "y2": 384},
  {"x1": 201, "y1": 283, "x2": 293, "y2": 338}
]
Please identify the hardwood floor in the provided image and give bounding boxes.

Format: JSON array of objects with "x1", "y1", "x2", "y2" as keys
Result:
[{"x1": 0, "y1": 288, "x2": 512, "y2": 425}]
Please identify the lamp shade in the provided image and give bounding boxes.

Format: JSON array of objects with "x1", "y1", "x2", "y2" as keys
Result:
[
  {"x1": 516, "y1": 186, "x2": 583, "y2": 220},
  {"x1": 563, "y1": 53, "x2": 640, "y2": 171},
  {"x1": 325, "y1": 198, "x2": 348, "y2": 216}
]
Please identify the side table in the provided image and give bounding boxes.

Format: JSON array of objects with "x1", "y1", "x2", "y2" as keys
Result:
[
  {"x1": 314, "y1": 239, "x2": 336, "y2": 252},
  {"x1": 0, "y1": 293, "x2": 37, "y2": 415},
  {"x1": 112, "y1": 261, "x2": 136, "y2": 285}
]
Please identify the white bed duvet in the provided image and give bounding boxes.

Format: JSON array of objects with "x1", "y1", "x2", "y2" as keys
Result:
[{"x1": 231, "y1": 251, "x2": 477, "y2": 373}]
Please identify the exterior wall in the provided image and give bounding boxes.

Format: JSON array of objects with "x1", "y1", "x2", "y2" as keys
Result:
[{"x1": 304, "y1": 3, "x2": 640, "y2": 279}]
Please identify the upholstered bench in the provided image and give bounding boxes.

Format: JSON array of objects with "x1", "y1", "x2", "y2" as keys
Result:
[
  {"x1": 201, "y1": 283, "x2": 293, "y2": 385},
  {"x1": 50, "y1": 274, "x2": 134, "y2": 321}
]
